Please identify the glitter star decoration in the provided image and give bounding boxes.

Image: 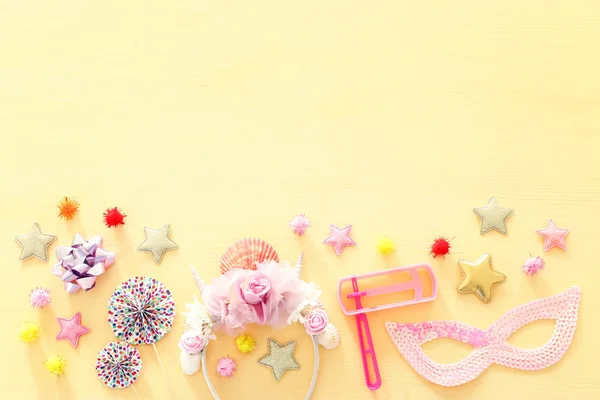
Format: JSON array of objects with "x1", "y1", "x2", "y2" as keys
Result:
[
  {"x1": 323, "y1": 225, "x2": 356, "y2": 256},
  {"x1": 56, "y1": 312, "x2": 90, "y2": 348},
  {"x1": 457, "y1": 253, "x2": 507, "y2": 303},
  {"x1": 257, "y1": 338, "x2": 300, "y2": 381},
  {"x1": 137, "y1": 224, "x2": 178, "y2": 263},
  {"x1": 537, "y1": 219, "x2": 569, "y2": 251},
  {"x1": 473, "y1": 197, "x2": 513, "y2": 235},
  {"x1": 15, "y1": 223, "x2": 57, "y2": 261}
]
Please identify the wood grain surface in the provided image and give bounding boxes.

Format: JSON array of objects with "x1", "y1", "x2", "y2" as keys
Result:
[{"x1": 1, "y1": 1, "x2": 599, "y2": 399}]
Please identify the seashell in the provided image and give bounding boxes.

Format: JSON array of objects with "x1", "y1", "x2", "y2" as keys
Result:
[
  {"x1": 180, "y1": 351, "x2": 201, "y2": 375},
  {"x1": 219, "y1": 238, "x2": 279, "y2": 274},
  {"x1": 316, "y1": 323, "x2": 341, "y2": 350},
  {"x1": 190, "y1": 265, "x2": 207, "y2": 293},
  {"x1": 294, "y1": 252, "x2": 304, "y2": 279}
]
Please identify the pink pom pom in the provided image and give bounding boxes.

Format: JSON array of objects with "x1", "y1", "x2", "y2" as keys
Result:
[
  {"x1": 29, "y1": 287, "x2": 51, "y2": 309},
  {"x1": 522, "y1": 256, "x2": 544, "y2": 276},
  {"x1": 217, "y1": 356, "x2": 236, "y2": 377},
  {"x1": 289, "y1": 214, "x2": 310, "y2": 236}
]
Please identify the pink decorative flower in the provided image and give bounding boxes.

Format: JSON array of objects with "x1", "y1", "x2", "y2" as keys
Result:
[
  {"x1": 201, "y1": 262, "x2": 305, "y2": 334},
  {"x1": 237, "y1": 272, "x2": 274, "y2": 324},
  {"x1": 202, "y1": 269, "x2": 249, "y2": 335},
  {"x1": 304, "y1": 308, "x2": 329, "y2": 335},
  {"x1": 178, "y1": 330, "x2": 208, "y2": 354}
]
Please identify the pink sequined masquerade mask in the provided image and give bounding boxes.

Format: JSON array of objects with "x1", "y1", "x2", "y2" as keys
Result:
[{"x1": 386, "y1": 287, "x2": 580, "y2": 387}]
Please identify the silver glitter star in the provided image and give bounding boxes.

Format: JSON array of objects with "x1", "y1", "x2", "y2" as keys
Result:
[
  {"x1": 137, "y1": 224, "x2": 178, "y2": 263},
  {"x1": 15, "y1": 223, "x2": 57, "y2": 261},
  {"x1": 473, "y1": 197, "x2": 513, "y2": 235},
  {"x1": 257, "y1": 338, "x2": 300, "y2": 381}
]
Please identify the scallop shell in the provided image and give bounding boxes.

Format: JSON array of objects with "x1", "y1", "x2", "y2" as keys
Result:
[
  {"x1": 316, "y1": 323, "x2": 341, "y2": 350},
  {"x1": 180, "y1": 351, "x2": 201, "y2": 375},
  {"x1": 219, "y1": 238, "x2": 279, "y2": 274}
]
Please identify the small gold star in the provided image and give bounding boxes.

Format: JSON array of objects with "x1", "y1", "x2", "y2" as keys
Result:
[
  {"x1": 257, "y1": 338, "x2": 300, "y2": 381},
  {"x1": 15, "y1": 223, "x2": 56, "y2": 262},
  {"x1": 137, "y1": 225, "x2": 178, "y2": 264},
  {"x1": 457, "y1": 253, "x2": 506, "y2": 303},
  {"x1": 473, "y1": 197, "x2": 513, "y2": 235}
]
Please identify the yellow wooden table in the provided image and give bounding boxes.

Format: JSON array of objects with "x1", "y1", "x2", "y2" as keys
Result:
[{"x1": 1, "y1": 1, "x2": 599, "y2": 399}]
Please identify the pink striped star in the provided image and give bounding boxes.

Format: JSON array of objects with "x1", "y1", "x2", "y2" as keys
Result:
[
  {"x1": 56, "y1": 312, "x2": 90, "y2": 347},
  {"x1": 537, "y1": 219, "x2": 569, "y2": 251},
  {"x1": 323, "y1": 225, "x2": 356, "y2": 256}
]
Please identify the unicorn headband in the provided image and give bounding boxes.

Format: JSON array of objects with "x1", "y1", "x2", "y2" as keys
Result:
[{"x1": 179, "y1": 239, "x2": 340, "y2": 400}]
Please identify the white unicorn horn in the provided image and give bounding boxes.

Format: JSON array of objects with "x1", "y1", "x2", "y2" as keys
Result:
[
  {"x1": 295, "y1": 252, "x2": 303, "y2": 279},
  {"x1": 190, "y1": 264, "x2": 207, "y2": 294}
]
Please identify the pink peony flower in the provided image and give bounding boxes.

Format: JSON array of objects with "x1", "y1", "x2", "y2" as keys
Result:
[
  {"x1": 178, "y1": 330, "x2": 208, "y2": 354},
  {"x1": 237, "y1": 272, "x2": 275, "y2": 324},
  {"x1": 304, "y1": 308, "x2": 329, "y2": 335},
  {"x1": 202, "y1": 269, "x2": 251, "y2": 335},
  {"x1": 256, "y1": 261, "x2": 305, "y2": 328}
]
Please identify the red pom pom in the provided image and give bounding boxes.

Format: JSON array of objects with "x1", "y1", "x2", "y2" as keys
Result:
[
  {"x1": 103, "y1": 207, "x2": 126, "y2": 227},
  {"x1": 430, "y1": 237, "x2": 451, "y2": 258}
]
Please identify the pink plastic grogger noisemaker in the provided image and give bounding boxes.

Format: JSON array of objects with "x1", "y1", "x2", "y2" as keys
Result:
[{"x1": 337, "y1": 263, "x2": 438, "y2": 390}]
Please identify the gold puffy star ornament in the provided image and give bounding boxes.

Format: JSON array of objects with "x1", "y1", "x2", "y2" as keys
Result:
[
  {"x1": 473, "y1": 197, "x2": 513, "y2": 235},
  {"x1": 16, "y1": 223, "x2": 57, "y2": 262},
  {"x1": 257, "y1": 338, "x2": 300, "y2": 381},
  {"x1": 137, "y1": 224, "x2": 178, "y2": 263},
  {"x1": 457, "y1": 253, "x2": 506, "y2": 303}
]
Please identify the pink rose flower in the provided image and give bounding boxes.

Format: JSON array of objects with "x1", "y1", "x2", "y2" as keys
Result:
[
  {"x1": 234, "y1": 271, "x2": 276, "y2": 324},
  {"x1": 178, "y1": 331, "x2": 208, "y2": 354},
  {"x1": 304, "y1": 308, "x2": 329, "y2": 335}
]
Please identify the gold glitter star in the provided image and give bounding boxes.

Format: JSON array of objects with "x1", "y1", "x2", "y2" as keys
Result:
[
  {"x1": 457, "y1": 253, "x2": 506, "y2": 303},
  {"x1": 137, "y1": 225, "x2": 178, "y2": 264},
  {"x1": 16, "y1": 223, "x2": 56, "y2": 262},
  {"x1": 257, "y1": 338, "x2": 300, "y2": 381},
  {"x1": 473, "y1": 197, "x2": 513, "y2": 235}
]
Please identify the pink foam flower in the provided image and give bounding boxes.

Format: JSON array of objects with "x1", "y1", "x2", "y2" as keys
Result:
[{"x1": 30, "y1": 287, "x2": 51, "y2": 309}]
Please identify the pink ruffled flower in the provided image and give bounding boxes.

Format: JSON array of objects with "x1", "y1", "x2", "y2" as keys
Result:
[
  {"x1": 201, "y1": 262, "x2": 305, "y2": 334},
  {"x1": 202, "y1": 269, "x2": 250, "y2": 335},
  {"x1": 304, "y1": 308, "x2": 329, "y2": 335},
  {"x1": 178, "y1": 331, "x2": 208, "y2": 354},
  {"x1": 256, "y1": 261, "x2": 305, "y2": 328}
]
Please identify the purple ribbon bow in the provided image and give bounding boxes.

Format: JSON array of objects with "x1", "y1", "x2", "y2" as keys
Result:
[{"x1": 52, "y1": 234, "x2": 115, "y2": 293}]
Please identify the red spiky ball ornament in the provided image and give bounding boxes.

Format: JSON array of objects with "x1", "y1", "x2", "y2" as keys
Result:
[
  {"x1": 430, "y1": 237, "x2": 451, "y2": 258},
  {"x1": 103, "y1": 207, "x2": 126, "y2": 228}
]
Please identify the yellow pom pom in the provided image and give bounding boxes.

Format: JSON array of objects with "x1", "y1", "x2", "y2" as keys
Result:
[
  {"x1": 19, "y1": 321, "x2": 40, "y2": 343},
  {"x1": 235, "y1": 333, "x2": 256, "y2": 353},
  {"x1": 44, "y1": 354, "x2": 66, "y2": 377},
  {"x1": 377, "y1": 236, "x2": 395, "y2": 255}
]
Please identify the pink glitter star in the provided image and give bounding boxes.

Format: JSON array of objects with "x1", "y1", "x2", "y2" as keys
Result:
[
  {"x1": 537, "y1": 219, "x2": 569, "y2": 251},
  {"x1": 56, "y1": 312, "x2": 90, "y2": 348},
  {"x1": 323, "y1": 225, "x2": 356, "y2": 255}
]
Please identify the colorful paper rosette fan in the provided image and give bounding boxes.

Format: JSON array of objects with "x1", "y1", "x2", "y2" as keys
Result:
[
  {"x1": 95, "y1": 341, "x2": 142, "y2": 390},
  {"x1": 108, "y1": 276, "x2": 175, "y2": 345},
  {"x1": 107, "y1": 277, "x2": 176, "y2": 399}
]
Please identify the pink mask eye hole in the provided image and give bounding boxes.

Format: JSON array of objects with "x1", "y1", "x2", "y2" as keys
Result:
[{"x1": 386, "y1": 287, "x2": 580, "y2": 387}]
